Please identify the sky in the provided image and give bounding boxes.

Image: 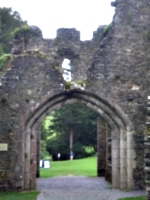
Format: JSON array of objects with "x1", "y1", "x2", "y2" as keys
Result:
[{"x1": 0, "y1": 0, "x2": 115, "y2": 40}]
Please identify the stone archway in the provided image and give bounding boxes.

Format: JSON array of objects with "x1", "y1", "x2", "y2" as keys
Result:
[{"x1": 23, "y1": 89, "x2": 135, "y2": 191}]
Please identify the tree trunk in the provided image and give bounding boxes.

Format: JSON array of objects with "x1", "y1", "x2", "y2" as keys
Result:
[{"x1": 69, "y1": 128, "x2": 73, "y2": 151}]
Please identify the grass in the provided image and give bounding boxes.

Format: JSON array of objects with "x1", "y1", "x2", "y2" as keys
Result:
[
  {"x1": 0, "y1": 157, "x2": 145, "y2": 200},
  {"x1": 40, "y1": 157, "x2": 146, "y2": 200},
  {"x1": 40, "y1": 156, "x2": 97, "y2": 178},
  {"x1": 117, "y1": 197, "x2": 146, "y2": 200},
  {"x1": 0, "y1": 191, "x2": 40, "y2": 200}
]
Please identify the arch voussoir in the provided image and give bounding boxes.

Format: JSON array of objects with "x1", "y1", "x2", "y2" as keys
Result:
[{"x1": 23, "y1": 89, "x2": 133, "y2": 190}]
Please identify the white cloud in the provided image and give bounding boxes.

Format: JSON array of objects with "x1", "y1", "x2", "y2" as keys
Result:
[{"x1": 0, "y1": 0, "x2": 115, "y2": 40}]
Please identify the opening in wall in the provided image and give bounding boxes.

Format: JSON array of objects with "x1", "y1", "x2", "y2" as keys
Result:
[{"x1": 62, "y1": 59, "x2": 72, "y2": 81}]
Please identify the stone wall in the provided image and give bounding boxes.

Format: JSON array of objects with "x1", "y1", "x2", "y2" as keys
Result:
[
  {"x1": 105, "y1": 128, "x2": 112, "y2": 183},
  {"x1": 87, "y1": 0, "x2": 150, "y2": 189},
  {"x1": 97, "y1": 118, "x2": 108, "y2": 177},
  {"x1": 0, "y1": 0, "x2": 150, "y2": 193}
]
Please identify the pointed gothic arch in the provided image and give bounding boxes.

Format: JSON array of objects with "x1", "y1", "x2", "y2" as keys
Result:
[{"x1": 22, "y1": 89, "x2": 135, "y2": 191}]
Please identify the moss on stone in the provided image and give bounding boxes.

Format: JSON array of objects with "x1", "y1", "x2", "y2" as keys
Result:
[
  {"x1": 0, "y1": 54, "x2": 11, "y2": 70},
  {"x1": 0, "y1": 98, "x2": 7, "y2": 103},
  {"x1": 52, "y1": 65, "x2": 63, "y2": 78},
  {"x1": 144, "y1": 127, "x2": 150, "y2": 136},
  {"x1": 0, "y1": 171, "x2": 8, "y2": 182},
  {"x1": 23, "y1": 50, "x2": 48, "y2": 59},
  {"x1": 64, "y1": 80, "x2": 89, "y2": 90},
  {"x1": 75, "y1": 80, "x2": 87, "y2": 86},
  {"x1": 53, "y1": 66, "x2": 60, "y2": 72},
  {"x1": 65, "y1": 81, "x2": 72, "y2": 90},
  {"x1": 12, "y1": 25, "x2": 30, "y2": 37},
  {"x1": 103, "y1": 24, "x2": 112, "y2": 37}
]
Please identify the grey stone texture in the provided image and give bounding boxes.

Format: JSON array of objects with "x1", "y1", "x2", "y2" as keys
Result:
[
  {"x1": 0, "y1": 0, "x2": 150, "y2": 198},
  {"x1": 97, "y1": 118, "x2": 107, "y2": 177}
]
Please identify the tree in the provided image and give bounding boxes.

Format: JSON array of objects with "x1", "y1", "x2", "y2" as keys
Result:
[
  {"x1": 44, "y1": 104, "x2": 99, "y2": 160},
  {"x1": 0, "y1": 7, "x2": 27, "y2": 54},
  {"x1": 40, "y1": 140, "x2": 47, "y2": 159},
  {"x1": 40, "y1": 116, "x2": 54, "y2": 159}
]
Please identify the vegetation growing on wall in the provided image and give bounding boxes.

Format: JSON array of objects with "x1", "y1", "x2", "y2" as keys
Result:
[
  {"x1": 0, "y1": 54, "x2": 11, "y2": 70},
  {"x1": 103, "y1": 23, "x2": 112, "y2": 37},
  {"x1": 0, "y1": 7, "x2": 27, "y2": 54},
  {"x1": 0, "y1": 50, "x2": 50, "y2": 71},
  {"x1": 65, "y1": 80, "x2": 88, "y2": 90},
  {"x1": 12, "y1": 25, "x2": 30, "y2": 38}
]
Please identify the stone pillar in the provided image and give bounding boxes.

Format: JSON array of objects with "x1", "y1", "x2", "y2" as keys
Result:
[
  {"x1": 36, "y1": 128, "x2": 41, "y2": 178},
  {"x1": 24, "y1": 129, "x2": 31, "y2": 190},
  {"x1": 127, "y1": 129, "x2": 136, "y2": 190},
  {"x1": 111, "y1": 129, "x2": 120, "y2": 189},
  {"x1": 23, "y1": 127, "x2": 40, "y2": 190},
  {"x1": 144, "y1": 96, "x2": 150, "y2": 200},
  {"x1": 97, "y1": 118, "x2": 107, "y2": 177},
  {"x1": 120, "y1": 129, "x2": 127, "y2": 189},
  {"x1": 16, "y1": 127, "x2": 25, "y2": 191},
  {"x1": 30, "y1": 129, "x2": 38, "y2": 190},
  {"x1": 105, "y1": 127, "x2": 112, "y2": 183}
]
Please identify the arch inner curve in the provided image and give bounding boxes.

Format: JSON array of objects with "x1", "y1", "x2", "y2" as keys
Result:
[{"x1": 23, "y1": 89, "x2": 134, "y2": 191}]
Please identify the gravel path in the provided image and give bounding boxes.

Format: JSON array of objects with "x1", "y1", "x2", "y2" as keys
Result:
[{"x1": 36, "y1": 176, "x2": 145, "y2": 200}]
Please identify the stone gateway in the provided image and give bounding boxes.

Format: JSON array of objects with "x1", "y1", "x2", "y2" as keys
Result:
[{"x1": 0, "y1": 0, "x2": 150, "y2": 198}]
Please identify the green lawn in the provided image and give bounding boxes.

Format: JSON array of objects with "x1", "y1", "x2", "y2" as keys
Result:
[
  {"x1": 0, "y1": 157, "x2": 146, "y2": 200},
  {"x1": 0, "y1": 191, "x2": 40, "y2": 200},
  {"x1": 40, "y1": 156, "x2": 97, "y2": 178},
  {"x1": 117, "y1": 197, "x2": 146, "y2": 200}
]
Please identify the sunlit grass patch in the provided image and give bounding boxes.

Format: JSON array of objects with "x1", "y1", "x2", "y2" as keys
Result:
[
  {"x1": 0, "y1": 191, "x2": 40, "y2": 200},
  {"x1": 40, "y1": 156, "x2": 97, "y2": 178},
  {"x1": 117, "y1": 196, "x2": 146, "y2": 200}
]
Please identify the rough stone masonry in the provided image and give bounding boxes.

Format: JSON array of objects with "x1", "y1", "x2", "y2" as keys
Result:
[{"x1": 0, "y1": 0, "x2": 150, "y2": 198}]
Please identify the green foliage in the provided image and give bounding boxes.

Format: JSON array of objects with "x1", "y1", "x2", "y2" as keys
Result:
[
  {"x1": 43, "y1": 104, "x2": 99, "y2": 160},
  {"x1": 65, "y1": 81, "x2": 72, "y2": 90},
  {"x1": 75, "y1": 80, "x2": 87, "y2": 86},
  {"x1": 22, "y1": 24, "x2": 30, "y2": 32},
  {"x1": 0, "y1": 7, "x2": 27, "y2": 53},
  {"x1": 11, "y1": 27, "x2": 20, "y2": 36},
  {"x1": 0, "y1": 191, "x2": 40, "y2": 200},
  {"x1": 0, "y1": 43, "x2": 4, "y2": 56},
  {"x1": 103, "y1": 23, "x2": 112, "y2": 37},
  {"x1": 53, "y1": 65, "x2": 61, "y2": 72},
  {"x1": 46, "y1": 134, "x2": 70, "y2": 160},
  {"x1": 40, "y1": 156, "x2": 97, "y2": 178},
  {"x1": 64, "y1": 80, "x2": 88, "y2": 90},
  {"x1": 117, "y1": 197, "x2": 146, "y2": 200},
  {"x1": 12, "y1": 25, "x2": 30, "y2": 38},
  {"x1": 0, "y1": 54, "x2": 11, "y2": 70},
  {"x1": 84, "y1": 146, "x2": 95, "y2": 154},
  {"x1": 40, "y1": 140, "x2": 49, "y2": 159}
]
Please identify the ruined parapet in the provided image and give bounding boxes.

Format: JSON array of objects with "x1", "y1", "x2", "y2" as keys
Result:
[
  {"x1": 55, "y1": 28, "x2": 81, "y2": 61},
  {"x1": 57, "y1": 28, "x2": 80, "y2": 42},
  {"x1": 92, "y1": 25, "x2": 108, "y2": 44},
  {"x1": 12, "y1": 26, "x2": 43, "y2": 54}
]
